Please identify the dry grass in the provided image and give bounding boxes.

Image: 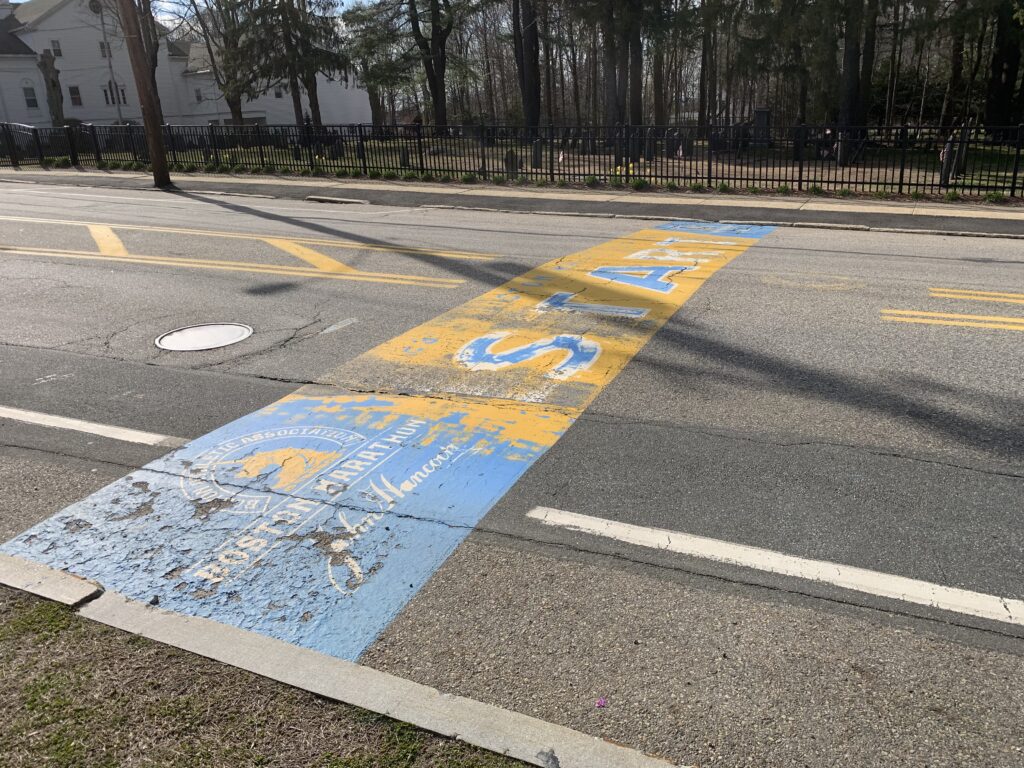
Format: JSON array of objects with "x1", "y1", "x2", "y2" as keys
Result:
[{"x1": 0, "y1": 586, "x2": 524, "y2": 768}]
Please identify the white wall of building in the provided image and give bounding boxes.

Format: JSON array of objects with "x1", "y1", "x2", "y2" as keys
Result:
[{"x1": 0, "y1": 0, "x2": 372, "y2": 127}]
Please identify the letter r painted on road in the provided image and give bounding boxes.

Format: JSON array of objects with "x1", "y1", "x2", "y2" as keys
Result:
[
  {"x1": 456, "y1": 332, "x2": 601, "y2": 379},
  {"x1": 589, "y1": 265, "x2": 697, "y2": 294}
]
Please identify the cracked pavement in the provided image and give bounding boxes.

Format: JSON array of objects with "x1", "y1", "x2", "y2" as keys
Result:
[{"x1": 1, "y1": 182, "x2": 1022, "y2": 767}]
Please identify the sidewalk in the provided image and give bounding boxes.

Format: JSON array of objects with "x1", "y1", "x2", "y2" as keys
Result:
[{"x1": 5, "y1": 167, "x2": 1024, "y2": 238}]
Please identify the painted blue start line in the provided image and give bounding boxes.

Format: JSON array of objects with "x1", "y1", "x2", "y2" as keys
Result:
[{"x1": 2, "y1": 220, "x2": 772, "y2": 662}]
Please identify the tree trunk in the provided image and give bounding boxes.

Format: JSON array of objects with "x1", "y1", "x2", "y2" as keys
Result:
[
  {"x1": 940, "y1": 0, "x2": 966, "y2": 129},
  {"x1": 652, "y1": 38, "x2": 666, "y2": 125},
  {"x1": 226, "y1": 94, "x2": 244, "y2": 125},
  {"x1": 858, "y1": 0, "x2": 879, "y2": 124},
  {"x1": 839, "y1": 0, "x2": 864, "y2": 128},
  {"x1": 601, "y1": 5, "x2": 618, "y2": 125},
  {"x1": 984, "y1": 0, "x2": 1022, "y2": 130},
  {"x1": 301, "y1": 73, "x2": 323, "y2": 130},
  {"x1": 628, "y1": 0, "x2": 643, "y2": 125}
]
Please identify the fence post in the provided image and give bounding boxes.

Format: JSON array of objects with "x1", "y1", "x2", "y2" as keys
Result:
[
  {"x1": 208, "y1": 124, "x2": 220, "y2": 165},
  {"x1": 164, "y1": 124, "x2": 178, "y2": 165},
  {"x1": 89, "y1": 124, "x2": 101, "y2": 166},
  {"x1": 623, "y1": 124, "x2": 631, "y2": 181},
  {"x1": 2, "y1": 123, "x2": 17, "y2": 166},
  {"x1": 796, "y1": 124, "x2": 805, "y2": 192},
  {"x1": 415, "y1": 123, "x2": 426, "y2": 172},
  {"x1": 477, "y1": 123, "x2": 487, "y2": 178},
  {"x1": 705, "y1": 126, "x2": 713, "y2": 188},
  {"x1": 897, "y1": 124, "x2": 908, "y2": 195},
  {"x1": 64, "y1": 124, "x2": 79, "y2": 166},
  {"x1": 939, "y1": 133, "x2": 954, "y2": 187},
  {"x1": 255, "y1": 123, "x2": 266, "y2": 167},
  {"x1": 32, "y1": 127, "x2": 44, "y2": 164},
  {"x1": 548, "y1": 123, "x2": 555, "y2": 182},
  {"x1": 1010, "y1": 124, "x2": 1023, "y2": 198},
  {"x1": 356, "y1": 123, "x2": 369, "y2": 175}
]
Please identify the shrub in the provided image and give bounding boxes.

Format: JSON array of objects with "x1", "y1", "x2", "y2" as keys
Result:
[
  {"x1": 367, "y1": 169, "x2": 382, "y2": 179},
  {"x1": 335, "y1": 168, "x2": 349, "y2": 178},
  {"x1": 54, "y1": 156, "x2": 72, "y2": 168},
  {"x1": 420, "y1": 172, "x2": 435, "y2": 182},
  {"x1": 490, "y1": 174, "x2": 507, "y2": 185},
  {"x1": 689, "y1": 181, "x2": 705, "y2": 192},
  {"x1": 204, "y1": 162, "x2": 217, "y2": 173},
  {"x1": 666, "y1": 181, "x2": 679, "y2": 192},
  {"x1": 746, "y1": 185, "x2": 761, "y2": 194},
  {"x1": 556, "y1": 178, "x2": 568, "y2": 187},
  {"x1": 777, "y1": 184, "x2": 792, "y2": 194},
  {"x1": 609, "y1": 174, "x2": 624, "y2": 188},
  {"x1": 630, "y1": 177, "x2": 651, "y2": 191},
  {"x1": 837, "y1": 188, "x2": 853, "y2": 197},
  {"x1": 944, "y1": 189, "x2": 962, "y2": 202},
  {"x1": 534, "y1": 178, "x2": 548, "y2": 187},
  {"x1": 584, "y1": 175, "x2": 600, "y2": 188},
  {"x1": 382, "y1": 169, "x2": 399, "y2": 180},
  {"x1": 217, "y1": 163, "x2": 232, "y2": 173},
  {"x1": 514, "y1": 175, "x2": 528, "y2": 185},
  {"x1": 717, "y1": 181, "x2": 731, "y2": 193},
  {"x1": 910, "y1": 190, "x2": 925, "y2": 200},
  {"x1": 39, "y1": 158, "x2": 52, "y2": 168},
  {"x1": 298, "y1": 168, "x2": 312, "y2": 176},
  {"x1": 96, "y1": 160, "x2": 108, "y2": 170},
  {"x1": 402, "y1": 170, "x2": 418, "y2": 181},
  {"x1": 873, "y1": 190, "x2": 890, "y2": 199},
  {"x1": 808, "y1": 184, "x2": 824, "y2": 195},
  {"x1": 105, "y1": 160, "x2": 121, "y2": 170},
  {"x1": 231, "y1": 164, "x2": 245, "y2": 174},
  {"x1": 460, "y1": 172, "x2": 477, "y2": 183},
  {"x1": 438, "y1": 173, "x2": 453, "y2": 182},
  {"x1": 984, "y1": 191, "x2": 1007, "y2": 204},
  {"x1": 183, "y1": 163, "x2": 198, "y2": 173}
]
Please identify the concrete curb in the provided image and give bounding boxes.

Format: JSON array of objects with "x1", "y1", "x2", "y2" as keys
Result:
[
  {"x1": 0, "y1": 553, "x2": 102, "y2": 606},
  {"x1": 306, "y1": 195, "x2": 370, "y2": 205},
  {"x1": 78, "y1": 590, "x2": 682, "y2": 768}
]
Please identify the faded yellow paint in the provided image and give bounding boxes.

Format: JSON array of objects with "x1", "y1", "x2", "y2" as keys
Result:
[
  {"x1": 88, "y1": 225, "x2": 129, "y2": 256},
  {"x1": 264, "y1": 238, "x2": 357, "y2": 273},
  {"x1": 929, "y1": 288, "x2": 1024, "y2": 306},
  {"x1": 327, "y1": 227, "x2": 760, "y2": 409},
  {"x1": 0, "y1": 244, "x2": 463, "y2": 289},
  {"x1": 882, "y1": 308, "x2": 1024, "y2": 332},
  {"x1": 233, "y1": 448, "x2": 346, "y2": 491}
]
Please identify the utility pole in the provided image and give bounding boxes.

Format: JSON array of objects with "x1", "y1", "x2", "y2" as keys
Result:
[{"x1": 114, "y1": 0, "x2": 170, "y2": 187}]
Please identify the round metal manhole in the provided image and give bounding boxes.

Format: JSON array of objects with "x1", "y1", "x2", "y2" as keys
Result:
[{"x1": 155, "y1": 323, "x2": 253, "y2": 351}]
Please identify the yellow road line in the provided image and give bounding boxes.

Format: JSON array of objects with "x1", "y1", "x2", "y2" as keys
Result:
[
  {"x1": 882, "y1": 308, "x2": 1024, "y2": 332},
  {"x1": 929, "y1": 288, "x2": 1024, "y2": 305},
  {"x1": 87, "y1": 225, "x2": 128, "y2": 256},
  {"x1": 883, "y1": 316, "x2": 1024, "y2": 332},
  {"x1": 0, "y1": 214, "x2": 492, "y2": 261},
  {"x1": 0, "y1": 244, "x2": 463, "y2": 288},
  {"x1": 264, "y1": 238, "x2": 356, "y2": 274}
]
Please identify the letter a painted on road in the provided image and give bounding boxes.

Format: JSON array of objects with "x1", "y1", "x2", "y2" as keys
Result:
[{"x1": 589, "y1": 265, "x2": 697, "y2": 293}]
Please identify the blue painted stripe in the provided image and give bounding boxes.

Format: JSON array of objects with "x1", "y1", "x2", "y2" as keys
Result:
[{"x1": 656, "y1": 220, "x2": 777, "y2": 238}]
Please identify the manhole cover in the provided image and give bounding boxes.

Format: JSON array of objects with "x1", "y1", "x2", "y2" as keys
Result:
[{"x1": 155, "y1": 323, "x2": 253, "y2": 351}]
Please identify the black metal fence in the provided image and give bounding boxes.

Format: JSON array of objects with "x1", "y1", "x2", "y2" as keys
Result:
[{"x1": 3, "y1": 121, "x2": 1023, "y2": 197}]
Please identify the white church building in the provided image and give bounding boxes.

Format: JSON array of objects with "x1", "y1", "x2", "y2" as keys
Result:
[{"x1": 0, "y1": 0, "x2": 371, "y2": 127}]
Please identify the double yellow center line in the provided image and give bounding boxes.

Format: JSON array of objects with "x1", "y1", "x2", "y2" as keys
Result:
[{"x1": 883, "y1": 287, "x2": 1024, "y2": 332}]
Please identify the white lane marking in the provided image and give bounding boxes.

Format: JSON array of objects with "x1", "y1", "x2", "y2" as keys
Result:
[
  {"x1": 319, "y1": 317, "x2": 359, "y2": 335},
  {"x1": 0, "y1": 405, "x2": 186, "y2": 448},
  {"x1": 526, "y1": 507, "x2": 1024, "y2": 627}
]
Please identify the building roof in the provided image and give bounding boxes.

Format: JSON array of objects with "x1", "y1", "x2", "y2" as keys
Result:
[
  {"x1": 8, "y1": 0, "x2": 70, "y2": 30},
  {"x1": 166, "y1": 37, "x2": 190, "y2": 58},
  {"x1": 0, "y1": 14, "x2": 34, "y2": 55}
]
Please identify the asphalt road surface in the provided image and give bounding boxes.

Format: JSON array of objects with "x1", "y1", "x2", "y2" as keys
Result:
[{"x1": 1, "y1": 182, "x2": 1021, "y2": 767}]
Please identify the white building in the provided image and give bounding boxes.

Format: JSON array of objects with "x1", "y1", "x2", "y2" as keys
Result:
[{"x1": 0, "y1": 0, "x2": 371, "y2": 127}]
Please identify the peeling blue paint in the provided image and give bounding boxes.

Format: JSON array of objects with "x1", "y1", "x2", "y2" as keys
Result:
[
  {"x1": 2, "y1": 394, "x2": 569, "y2": 660},
  {"x1": 656, "y1": 220, "x2": 777, "y2": 238}
]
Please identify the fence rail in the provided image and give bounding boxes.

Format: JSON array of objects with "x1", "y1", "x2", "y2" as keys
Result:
[{"x1": 2, "y1": 122, "x2": 1023, "y2": 197}]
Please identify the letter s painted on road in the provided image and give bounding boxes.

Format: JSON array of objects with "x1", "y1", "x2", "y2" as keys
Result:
[{"x1": 456, "y1": 332, "x2": 601, "y2": 380}]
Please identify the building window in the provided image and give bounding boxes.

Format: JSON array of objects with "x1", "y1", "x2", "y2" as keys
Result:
[
  {"x1": 69, "y1": 86, "x2": 82, "y2": 107},
  {"x1": 195, "y1": 88, "x2": 203, "y2": 103},
  {"x1": 274, "y1": 87, "x2": 283, "y2": 99},
  {"x1": 50, "y1": 40, "x2": 62, "y2": 57},
  {"x1": 100, "y1": 41, "x2": 111, "y2": 58},
  {"x1": 23, "y1": 87, "x2": 38, "y2": 109},
  {"x1": 103, "y1": 81, "x2": 127, "y2": 106}
]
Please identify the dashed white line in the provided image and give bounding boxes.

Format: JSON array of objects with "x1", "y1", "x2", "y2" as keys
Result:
[
  {"x1": 526, "y1": 507, "x2": 1024, "y2": 627},
  {"x1": 0, "y1": 405, "x2": 186, "y2": 448}
]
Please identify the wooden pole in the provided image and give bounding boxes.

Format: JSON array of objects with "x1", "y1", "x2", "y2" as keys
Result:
[{"x1": 114, "y1": 0, "x2": 170, "y2": 187}]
